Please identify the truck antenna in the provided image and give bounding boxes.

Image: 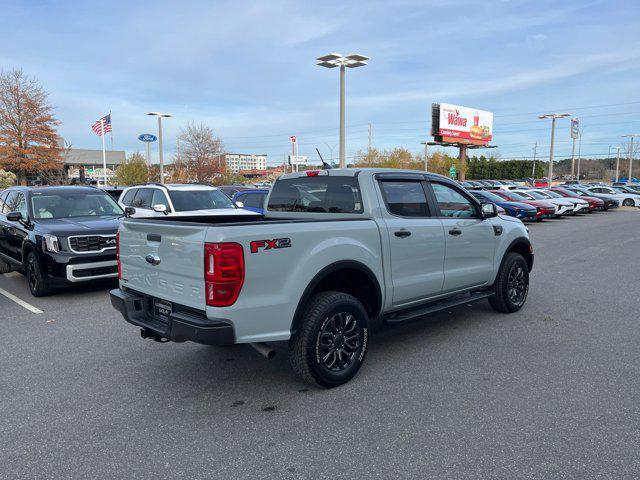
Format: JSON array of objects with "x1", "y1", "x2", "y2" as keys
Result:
[{"x1": 316, "y1": 148, "x2": 332, "y2": 169}]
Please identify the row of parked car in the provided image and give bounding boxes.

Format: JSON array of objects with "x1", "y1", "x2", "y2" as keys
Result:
[
  {"x1": 0, "y1": 175, "x2": 637, "y2": 298},
  {"x1": 0, "y1": 182, "x2": 267, "y2": 297},
  {"x1": 459, "y1": 180, "x2": 640, "y2": 222}
]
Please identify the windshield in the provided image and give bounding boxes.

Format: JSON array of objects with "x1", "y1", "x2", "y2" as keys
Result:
[
  {"x1": 514, "y1": 191, "x2": 535, "y2": 200},
  {"x1": 31, "y1": 192, "x2": 123, "y2": 219},
  {"x1": 525, "y1": 191, "x2": 547, "y2": 200},
  {"x1": 504, "y1": 191, "x2": 528, "y2": 201},
  {"x1": 542, "y1": 190, "x2": 562, "y2": 198},
  {"x1": 168, "y1": 189, "x2": 236, "y2": 212}
]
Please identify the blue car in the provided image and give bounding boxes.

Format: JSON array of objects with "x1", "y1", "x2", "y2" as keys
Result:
[
  {"x1": 470, "y1": 189, "x2": 537, "y2": 221},
  {"x1": 232, "y1": 189, "x2": 269, "y2": 214}
]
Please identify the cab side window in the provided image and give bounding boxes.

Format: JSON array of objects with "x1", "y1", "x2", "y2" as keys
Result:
[
  {"x1": 151, "y1": 189, "x2": 169, "y2": 208},
  {"x1": 14, "y1": 193, "x2": 28, "y2": 217},
  {"x1": 379, "y1": 180, "x2": 430, "y2": 217},
  {"x1": 2, "y1": 191, "x2": 19, "y2": 214},
  {"x1": 242, "y1": 193, "x2": 266, "y2": 209},
  {"x1": 431, "y1": 183, "x2": 477, "y2": 218},
  {"x1": 0, "y1": 192, "x2": 8, "y2": 213},
  {"x1": 120, "y1": 189, "x2": 137, "y2": 206}
]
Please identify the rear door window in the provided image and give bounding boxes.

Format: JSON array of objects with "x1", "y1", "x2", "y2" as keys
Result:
[
  {"x1": 131, "y1": 188, "x2": 153, "y2": 209},
  {"x1": 120, "y1": 189, "x2": 137, "y2": 206},
  {"x1": 268, "y1": 176, "x2": 362, "y2": 213},
  {"x1": 378, "y1": 181, "x2": 430, "y2": 217}
]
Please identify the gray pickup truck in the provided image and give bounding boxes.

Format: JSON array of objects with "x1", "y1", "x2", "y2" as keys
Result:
[{"x1": 111, "y1": 169, "x2": 533, "y2": 387}]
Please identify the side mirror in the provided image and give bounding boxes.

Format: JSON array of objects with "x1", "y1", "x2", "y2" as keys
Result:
[
  {"x1": 152, "y1": 204, "x2": 169, "y2": 214},
  {"x1": 6, "y1": 211, "x2": 22, "y2": 222},
  {"x1": 124, "y1": 206, "x2": 136, "y2": 217},
  {"x1": 481, "y1": 203, "x2": 498, "y2": 219}
]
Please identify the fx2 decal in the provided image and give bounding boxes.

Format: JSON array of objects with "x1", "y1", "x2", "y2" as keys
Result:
[{"x1": 250, "y1": 238, "x2": 292, "y2": 254}]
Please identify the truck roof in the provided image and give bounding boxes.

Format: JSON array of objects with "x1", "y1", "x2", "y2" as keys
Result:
[{"x1": 279, "y1": 167, "x2": 456, "y2": 184}]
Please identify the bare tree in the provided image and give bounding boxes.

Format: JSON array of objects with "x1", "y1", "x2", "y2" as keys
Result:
[
  {"x1": 176, "y1": 122, "x2": 225, "y2": 183},
  {"x1": 0, "y1": 68, "x2": 62, "y2": 184}
]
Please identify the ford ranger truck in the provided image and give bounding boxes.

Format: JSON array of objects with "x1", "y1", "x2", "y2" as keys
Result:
[{"x1": 111, "y1": 169, "x2": 533, "y2": 388}]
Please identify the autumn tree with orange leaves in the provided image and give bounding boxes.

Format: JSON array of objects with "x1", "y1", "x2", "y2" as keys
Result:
[{"x1": 0, "y1": 69, "x2": 63, "y2": 184}]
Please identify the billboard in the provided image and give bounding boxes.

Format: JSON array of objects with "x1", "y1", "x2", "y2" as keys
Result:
[{"x1": 432, "y1": 103, "x2": 493, "y2": 146}]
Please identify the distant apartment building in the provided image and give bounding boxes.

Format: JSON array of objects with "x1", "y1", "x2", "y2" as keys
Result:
[{"x1": 224, "y1": 153, "x2": 267, "y2": 174}]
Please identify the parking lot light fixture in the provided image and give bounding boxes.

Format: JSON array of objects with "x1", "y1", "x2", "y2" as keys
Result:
[
  {"x1": 317, "y1": 53, "x2": 370, "y2": 168},
  {"x1": 538, "y1": 113, "x2": 571, "y2": 186},
  {"x1": 147, "y1": 112, "x2": 173, "y2": 184}
]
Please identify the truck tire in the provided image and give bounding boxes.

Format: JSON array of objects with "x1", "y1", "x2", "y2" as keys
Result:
[
  {"x1": 489, "y1": 252, "x2": 529, "y2": 313},
  {"x1": 25, "y1": 251, "x2": 52, "y2": 297},
  {"x1": 0, "y1": 258, "x2": 12, "y2": 274},
  {"x1": 289, "y1": 291, "x2": 369, "y2": 388}
]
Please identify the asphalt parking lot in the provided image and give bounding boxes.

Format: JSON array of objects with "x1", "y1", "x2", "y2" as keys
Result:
[{"x1": 1, "y1": 209, "x2": 639, "y2": 479}]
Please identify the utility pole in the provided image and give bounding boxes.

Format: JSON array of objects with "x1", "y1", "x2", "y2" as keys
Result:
[
  {"x1": 421, "y1": 141, "x2": 428, "y2": 172},
  {"x1": 577, "y1": 127, "x2": 585, "y2": 180},
  {"x1": 622, "y1": 134, "x2": 639, "y2": 182},
  {"x1": 368, "y1": 123, "x2": 372, "y2": 153},
  {"x1": 570, "y1": 136, "x2": 577, "y2": 179},
  {"x1": 614, "y1": 145, "x2": 621, "y2": 182},
  {"x1": 532, "y1": 142, "x2": 538, "y2": 179}
]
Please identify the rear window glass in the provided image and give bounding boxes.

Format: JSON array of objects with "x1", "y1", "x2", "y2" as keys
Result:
[
  {"x1": 268, "y1": 176, "x2": 363, "y2": 213},
  {"x1": 168, "y1": 189, "x2": 235, "y2": 212}
]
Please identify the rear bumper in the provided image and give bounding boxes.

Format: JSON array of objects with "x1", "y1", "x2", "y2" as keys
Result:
[{"x1": 110, "y1": 288, "x2": 235, "y2": 346}]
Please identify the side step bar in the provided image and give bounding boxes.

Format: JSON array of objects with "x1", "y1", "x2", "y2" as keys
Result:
[{"x1": 383, "y1": 291, "x2": 494, "y2": 325}]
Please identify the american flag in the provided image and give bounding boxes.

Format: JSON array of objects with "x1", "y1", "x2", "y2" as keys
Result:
[{"x1": 91, "y1": 114, "x2": 112, "y2": 136}]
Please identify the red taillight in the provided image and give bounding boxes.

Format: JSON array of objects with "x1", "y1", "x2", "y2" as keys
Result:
[
  {"x1": 306, "y1": 170, "x2": 320, "y2": 177},
  {"x1": 204, "y1": 242, "x2": 244, "y2": 307},
  {"x1": 116, "y1": 231, "x2": 121, "y2": 280}
]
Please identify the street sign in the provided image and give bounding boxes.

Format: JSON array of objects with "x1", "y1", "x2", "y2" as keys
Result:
[
  {"x1": 570, "y1": 118, "x2": 579, "y2": 139},
  {"x1": 290, "y1": 135, "x2": 297, "y2": 143},
  {"x1": 449, "y1": 164, "x2": 457, "y2": 179},
  {"x1": 289, "y1": 155, "x2": 308, "y2": 165},
  {"x1": 138, "y1": 133, "x2": 157, "y2": 142}
]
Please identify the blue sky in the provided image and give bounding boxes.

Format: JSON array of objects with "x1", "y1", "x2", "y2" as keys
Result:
[{"x1": 1, "y1": 0, "x2": 639, "y2": 165}]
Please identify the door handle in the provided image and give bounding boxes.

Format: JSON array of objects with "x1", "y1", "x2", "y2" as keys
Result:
[
  {"x1": 448, "y1": 228, "x2": 462, "y2": 236},
  {"x1": 394, "y1": 230, "x2": 411, "y2": 238}
]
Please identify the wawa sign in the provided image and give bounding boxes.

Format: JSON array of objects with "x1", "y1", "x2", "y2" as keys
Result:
[{"x1": 431, "y1": 103, "x2": 493, "y2": 146}]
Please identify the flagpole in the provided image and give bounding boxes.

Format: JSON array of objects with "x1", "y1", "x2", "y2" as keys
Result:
[{"x1": 101, "y1": 118, "x2": 107, "y2": 186}]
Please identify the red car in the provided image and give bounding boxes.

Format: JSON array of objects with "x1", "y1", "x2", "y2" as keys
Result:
[
  {"x1": 533, "y1": 179, "x2": 550, "y2": 187},
  {"x1": 493, "y1": 190, "x2": 556, "y2": 221},
  {"x1": 550, "y1": 187, "x2": 604, "y2": 212}
]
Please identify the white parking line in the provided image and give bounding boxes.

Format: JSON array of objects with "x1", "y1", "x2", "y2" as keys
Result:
[{"x1": 0, "y1": 287, "x2": 43, "y2": 314}]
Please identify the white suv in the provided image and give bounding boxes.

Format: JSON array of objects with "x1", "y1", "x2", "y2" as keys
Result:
[{"x1": 118, "y1": 184, "x2": 257, "y2": 218}]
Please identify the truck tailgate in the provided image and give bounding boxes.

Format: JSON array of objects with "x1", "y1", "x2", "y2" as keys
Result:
[{"x1": 119, "y1": 220, "x2": 206, "y2": 309}]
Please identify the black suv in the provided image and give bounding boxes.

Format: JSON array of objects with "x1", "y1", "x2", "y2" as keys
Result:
[{"x1": 0, "y1": 186, "x2": 123, "y2": 296}]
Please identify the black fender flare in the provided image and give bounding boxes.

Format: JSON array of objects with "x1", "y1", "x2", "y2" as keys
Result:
[
  {"x1": 499, "y1": 237, "x2": 534, "y2": 274},
  {"x1": 291, "y1": 260, "x2": 383, "y2": 333}
]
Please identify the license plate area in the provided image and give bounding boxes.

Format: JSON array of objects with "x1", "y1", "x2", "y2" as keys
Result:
[{"x1": 153, "y1": 299, "x2": 173, "y2": 322}]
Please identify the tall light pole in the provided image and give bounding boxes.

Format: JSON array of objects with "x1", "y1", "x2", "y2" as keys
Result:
[
  {"x1": 539, "y1": 113, "x2": 571, "y2": 186},
  {"x1": 622, "y1": 134, "x2": 639, "y2": 182},
  {"x1": 577, "y1": 127, "x2": 586, "y2": 180},
  {"x1": 420, "y1": 141, "x2": 429, "y2": 172},
  {"x1": 316, "y1": 53, "x2": 369, "y2": 168},
  {"x1": 613, "y1": 145, "x2": 622, "y2": 182},
  {"x1": 147, "y1": 112, "x2": 172, "y2": 183}
]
